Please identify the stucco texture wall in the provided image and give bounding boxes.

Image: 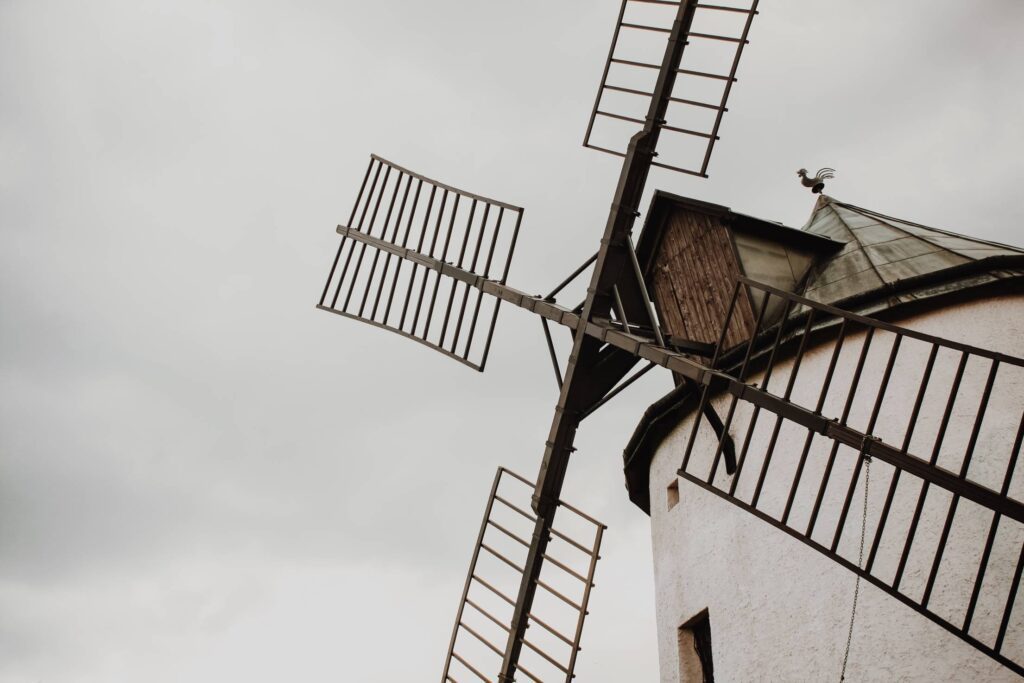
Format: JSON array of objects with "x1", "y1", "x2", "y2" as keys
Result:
[{"x1": 648, "y1": 294, "x2": 1024, "y2": 682}]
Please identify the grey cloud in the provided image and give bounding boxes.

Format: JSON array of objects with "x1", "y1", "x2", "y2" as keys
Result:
[{"x1": 1, "y1": 1, "x2": 1021, "y2": 681}]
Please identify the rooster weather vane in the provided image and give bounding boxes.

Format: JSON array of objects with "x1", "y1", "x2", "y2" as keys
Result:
[
  {"x1": 798, "y1": 166, "x2": 836, "y2": 194},
  {"x1": 316, "y1": 1, "x2": 1024, "y2": 680}
]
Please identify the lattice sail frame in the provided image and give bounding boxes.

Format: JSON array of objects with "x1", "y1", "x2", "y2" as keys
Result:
[
  {"x1": 677, "y1": 277, "x2": 1024, "y2": 676},
  {"x1": 584, "y1": 0, "x2": 760, "y2": 177},
  {"x1": 442, "y1": 468, "x2": 605, "y2": 683},
  {"x1": 319, "y1": 155, "x2": 523, "y2": 371}
]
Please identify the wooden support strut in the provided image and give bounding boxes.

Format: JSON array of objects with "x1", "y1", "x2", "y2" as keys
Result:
[{"x1": 498, "y1": 3, "x2": 698, "y2": 680}]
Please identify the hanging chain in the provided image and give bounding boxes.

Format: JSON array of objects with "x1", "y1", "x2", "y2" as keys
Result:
[{"x1": 840, "y1": 449, "x2": 871, "y2": 681}]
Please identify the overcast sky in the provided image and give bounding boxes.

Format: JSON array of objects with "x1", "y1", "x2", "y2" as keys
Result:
[{"x1": 2, "y1": 1, "x2": 1023, "y2": 681}]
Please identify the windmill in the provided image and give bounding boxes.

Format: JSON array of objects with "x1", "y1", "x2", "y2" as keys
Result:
[{"x1": 316, "y1": 1, "x2": 1024, "y2": 680}]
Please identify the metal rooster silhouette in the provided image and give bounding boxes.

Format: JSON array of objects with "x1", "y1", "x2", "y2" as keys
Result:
[{"x1": 797, "y1": 166, "x2": 836, "y2": 193}]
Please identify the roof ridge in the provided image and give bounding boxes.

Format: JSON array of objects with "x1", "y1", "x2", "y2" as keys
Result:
[
  {"x1": 834, "y1": 201, "x2": 964, "y2": 260},
  {"x1": 833, "y1": 199, "x2": 1024, "y2": 255},
  {"x1": 824, "y1": 200, "x2": 888, "y2": 286}
]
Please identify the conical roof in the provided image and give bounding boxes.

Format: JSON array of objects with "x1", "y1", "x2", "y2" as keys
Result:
[{"x1": 801, "y1": 195, "x2": 1024, "y2": 308}]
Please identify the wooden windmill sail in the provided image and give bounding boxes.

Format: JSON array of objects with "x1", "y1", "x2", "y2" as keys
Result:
[{"x1": 317, "y1": 1, "x2": 1024, "y2": 680}]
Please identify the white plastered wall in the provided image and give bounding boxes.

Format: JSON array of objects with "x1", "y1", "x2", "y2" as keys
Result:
[{"x1": 648, "y1": 294, "x2": 1024, "y2": 682}]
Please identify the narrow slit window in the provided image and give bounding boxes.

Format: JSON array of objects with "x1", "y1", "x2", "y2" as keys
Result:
[
  {"x1": 678, "y1": 609, "x2": 714, "y2": 683},
  {"x1": 667, "y1": 478, "x2": 681, "y2": 510}
]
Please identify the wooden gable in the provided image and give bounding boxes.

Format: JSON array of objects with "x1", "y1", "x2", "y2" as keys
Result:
[{"x1": 637, "y1": 192, "x2": 843, "y2": 356}]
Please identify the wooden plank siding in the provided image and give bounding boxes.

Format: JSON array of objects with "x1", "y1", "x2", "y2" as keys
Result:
[{"x1": 651, "y1": 209, "x2": 755, "y2": 353}]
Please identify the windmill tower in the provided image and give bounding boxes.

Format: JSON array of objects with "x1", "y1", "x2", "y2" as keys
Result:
[
  {"x1": 626, "y1": 193, "x2": 1024, "y2": 680},
  {"x1": 315, "y1": 1, "x2": 1024, "y2": 680}
]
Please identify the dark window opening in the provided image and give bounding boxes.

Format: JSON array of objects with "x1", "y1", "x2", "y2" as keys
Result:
[
  {"x1": 667, "y1": 478, "x2": 680, "y2": 510},
  {"x1": 678, "y1": 609, "x2": 714, "y2": 683}
]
